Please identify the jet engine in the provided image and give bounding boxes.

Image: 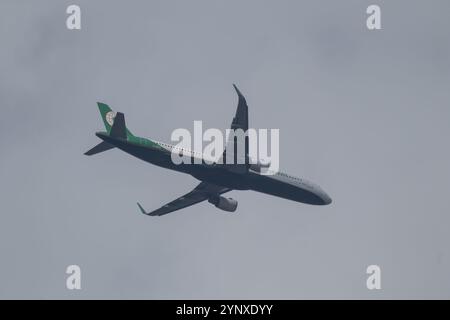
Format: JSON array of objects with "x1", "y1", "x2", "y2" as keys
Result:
[{"x1": 208, "y1": 196, "x2": 238, "y2": 212}]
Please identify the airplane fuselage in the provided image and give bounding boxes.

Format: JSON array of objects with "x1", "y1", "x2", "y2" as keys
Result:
[{"x1": 97, "y1": 132, "x2": 332, "y2": 206}]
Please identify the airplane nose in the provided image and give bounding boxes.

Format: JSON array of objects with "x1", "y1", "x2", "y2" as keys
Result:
[
  {"x1": 322, "y1": 194, "x2": 332, "y2": 205},
  {"x1": 313, "y1": 188, "x2": 332, "y2": 205},
  {"x1": 320, "y1": 192, "x2": 332, "y2": 205}
]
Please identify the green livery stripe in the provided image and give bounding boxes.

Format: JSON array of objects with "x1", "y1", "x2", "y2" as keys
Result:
[{"x1": 96, "y1": 102, "x2": 163, "y2": 150}]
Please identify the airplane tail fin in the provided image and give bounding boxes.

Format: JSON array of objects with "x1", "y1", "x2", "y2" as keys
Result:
[
  {"x1": 96, "y1": 102, "x2": 135, "y2": 139},
  {"x1": 84, "y1": 103, "x2": 135, "y2": 156}
]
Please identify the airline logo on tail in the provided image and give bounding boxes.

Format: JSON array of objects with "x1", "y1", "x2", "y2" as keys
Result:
[{"x1": 105, "y1": 111, "x2": 116, "y2": 126}]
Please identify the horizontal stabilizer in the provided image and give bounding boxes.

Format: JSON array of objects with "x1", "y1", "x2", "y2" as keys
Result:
[{"x1": 84, "y1": 141, "x2": 115, "y2": 156}]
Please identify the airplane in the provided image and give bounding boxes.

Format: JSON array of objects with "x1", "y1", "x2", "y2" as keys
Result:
[{"x1": 85, "y1": 85, "x2": 332, "y2": 216}]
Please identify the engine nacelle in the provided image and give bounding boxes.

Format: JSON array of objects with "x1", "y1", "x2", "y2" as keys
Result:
[
  {"x1": 208, "y1": 196, "x2": 238, "y2": 212},
  {"x1": 249, "y1": 159, "x2": 271, "y2": 172}
]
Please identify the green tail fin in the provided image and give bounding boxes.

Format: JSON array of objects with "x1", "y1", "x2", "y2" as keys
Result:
[
  {"x1": 96, "y1": 102, "x2": 135, "y2": 138},
  {"x1": 97, "y1": 102, "x2": 115, "y2": 134}
]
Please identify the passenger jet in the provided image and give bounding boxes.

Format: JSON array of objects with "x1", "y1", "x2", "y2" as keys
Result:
[{"x1": 85, "y1": 85, "x2": 332, "y2": 216}]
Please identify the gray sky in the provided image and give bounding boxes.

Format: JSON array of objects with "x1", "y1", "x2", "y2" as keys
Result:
[{"x1": 1, "y1": 0, "x2": 450, "y2": 299}]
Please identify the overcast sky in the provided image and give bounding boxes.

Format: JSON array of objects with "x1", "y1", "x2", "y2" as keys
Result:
[{"x1": 1, "y1": 0, "x2": 450, "y2": 299}]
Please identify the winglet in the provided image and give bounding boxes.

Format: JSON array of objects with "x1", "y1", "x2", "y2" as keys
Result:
[
  {"x1": 232, "y1": 84, "x2": 245, "y2": 100},
  {"x1": 137, "y1": 202, "x2": 158, "y2": 216},
  {"x1": 137, "y1": 202, "x2": 148, "y2": 215}
]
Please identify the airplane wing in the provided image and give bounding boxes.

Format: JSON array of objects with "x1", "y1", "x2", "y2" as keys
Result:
[
  {"x1": 218, "y1": 84, "x2": 249, "y2": 173},
  {"x1": 137, "y1": 182, "x2": 231, "y2": 216},
  {"x1": 230, "y1": 84, "x2": 249, "y2": 132}
]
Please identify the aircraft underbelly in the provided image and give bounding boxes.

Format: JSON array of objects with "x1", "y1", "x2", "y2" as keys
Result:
[
  {"x1": 109, "y1": 141, "x2": 179, "y2": 170},
  {"x1": 189, "y1": 167, "x2": 251, "y2": 190},
  {"x1": 247, "y1": 173, "x2": 324, "y2": 205},
  {"x1": 103, "y1": 139, "x2": 325, "y2": 205}
]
